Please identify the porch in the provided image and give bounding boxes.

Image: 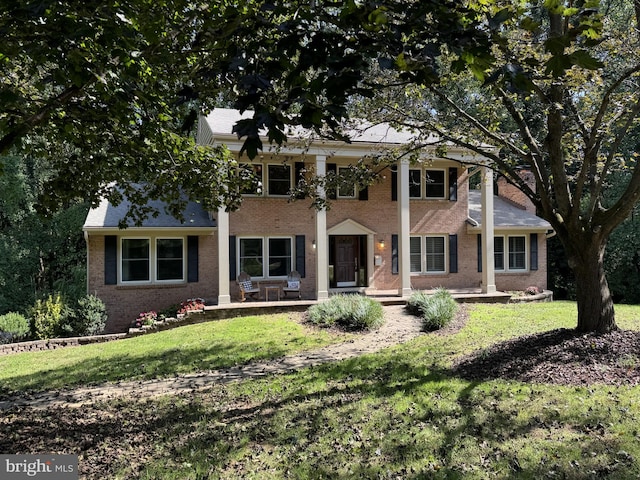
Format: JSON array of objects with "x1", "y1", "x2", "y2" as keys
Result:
[{"x1": 199, "y1": 288, "x2": 517, "y2": 322}]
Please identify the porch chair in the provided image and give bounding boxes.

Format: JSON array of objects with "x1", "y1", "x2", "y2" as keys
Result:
[
  {"x1": 237, "y1": 271, "x2": 260, "y2": 302},
  {"x1": 283, "y1": 270, "x2": 302, "y2": 299}
]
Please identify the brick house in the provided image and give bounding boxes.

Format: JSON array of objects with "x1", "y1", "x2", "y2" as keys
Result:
[{"x1": 84, "y1": 108, "x2": 552, "y2": 332}]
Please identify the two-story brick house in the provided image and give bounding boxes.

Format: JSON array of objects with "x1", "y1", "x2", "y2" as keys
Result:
[{"x1": 84, "y1": 108, "x2": 552, "y2": 332}]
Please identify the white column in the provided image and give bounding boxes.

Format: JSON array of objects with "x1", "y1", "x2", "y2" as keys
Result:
[
  {"x1": 217, "y1": 207, "x2": 231, "y2": 304},
  {"x1": 315, "y1": 155, "x2": 329, "y2": 300},
  {"x1": 481, "y1": 166, "x2": 497, "y2": 294},
  {"x1": 398, "y1": 159, "x2": 412, "y2": 297}
]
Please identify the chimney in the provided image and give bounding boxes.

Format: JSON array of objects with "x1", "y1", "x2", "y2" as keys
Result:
[{"x1": 497, "y1": 168, "x2": 536, "y2": 214}]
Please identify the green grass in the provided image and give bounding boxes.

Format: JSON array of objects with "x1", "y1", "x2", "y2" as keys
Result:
[
  {"x1": 3, "y1": 301, "x2": 640, "y2": 479},
  {"x1": 0, "y1": 312, "x2": 352, "y2": 396}
]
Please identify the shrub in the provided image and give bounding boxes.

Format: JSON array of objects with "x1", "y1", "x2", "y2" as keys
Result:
[
  {"x1": 132, "y1": 311, "x2": 158, "y2": 328},
  {"x1": 0, "y1": 312, "x2": 30, "y2": 343},
  {"x1": 30, "y1": 293, "x2": 71, "y2": 339},
  {"x1": 60, "y1": 295, "x2": 108, "y2": 337},
  {"x1": 308, "y1": 294, "x2": 385, "y2": 331},
  {"x1": 406, "y1": 288, "x2": 458, "y2": 332}
]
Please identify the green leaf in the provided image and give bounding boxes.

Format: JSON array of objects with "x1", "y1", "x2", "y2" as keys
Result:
[{"x1": 570, "y1": 50, "x2": 604, "y2": 70}]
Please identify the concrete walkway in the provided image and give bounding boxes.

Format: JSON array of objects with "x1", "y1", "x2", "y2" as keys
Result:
[{"x1": 0, "y1": 305, "x2": 423, "y2": 411}]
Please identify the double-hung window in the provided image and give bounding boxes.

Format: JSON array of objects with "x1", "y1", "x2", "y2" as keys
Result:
[
  {"x1": 121, "y1": 237, "x2": 185, "y2": 283},
  {"x1": 267, "y1": 164, "x2": 291, "y2": 196},
  {"x1": 493, "y1": 235, "x2": 526, "y2": 271},
  {"x1": 424, "y1": 169, "x2": 446, "y2": 199},
  {"x1": 409, "y1": 235, "x2": 447, "y2": 273},
  {"x1": 337, "y1": 166, "x2": 357, "y2": 198},
  {"x1": 407, "y1": 168, "x2": 447, "y2": 199},
  {"x1": 239, "y1": 164, "x2": 263, "y2": 195},
  {"x1": 239, "y1": 237, "x2": 293, "y2": 278}
]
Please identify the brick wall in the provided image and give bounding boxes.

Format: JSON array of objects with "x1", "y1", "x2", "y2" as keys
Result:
[{"x1": 87, "y1": 234, "x2": 218, "y2": 333}]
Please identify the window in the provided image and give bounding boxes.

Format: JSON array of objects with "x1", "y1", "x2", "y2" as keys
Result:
[
  {"x1": 268, "y1": 238, "x2": 292, "y2": 276},
  {"x1": 425, "y1": 236, "x2": 446, "y2": 272},
  {"x1": 239, "y1": 164, "x2": 263, "y2": 195},
  {"x1": 156, "y1": 239, "x2": 184, "y2": 281},
  {"x1": 409, "y1": 235, "x2": 447, "y2": 274},
  {"x1": 268, "y1": 164, "x2": 291, "y2": 196},
  {"x1": 122, "y1": 239, "x2": 149, "y2": 282},
  {"x1": 491, "y1": 235, "x2": 527, "y2": 271},
  {"x1": 409, "y1": 169, "x2": 422, "y2": 198},
  {"x1": 410, "y1": 236, "x2": 422, "y2": 272},
  {"x1": 239, "y1": 237, "x2": 293, "y2": 278},
  {"x1": 406, "y1": 168, "x2": 447, "y2": 199},
  {"x1": 494, "y1": 236, "x2": 505, "y2": 270},
  {"x1": 121, "y1": 237, "x2": 185, "y2": 283},
  {"x1": 239, "y1": 238, "x2": 263, "y2": 277},
  {"x1": 337, "y1": 166, "x2": 356, "y2": 198},
  {"x1": 425, "y1": 169, "x2": 446, "y2": 198},
  {"x1": 509, "y1": 236, "x2": 527, "y2": 270}
]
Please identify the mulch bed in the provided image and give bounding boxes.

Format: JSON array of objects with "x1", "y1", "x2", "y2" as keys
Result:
[{"x1": 453, "y1": 327, "x2": 640, "y2": 386}]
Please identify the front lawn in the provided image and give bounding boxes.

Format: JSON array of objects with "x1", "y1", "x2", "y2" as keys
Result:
[
  {"x1": 2, "y1": 301, "x2": 640, "y2": 479},
  {"x1": 0, "y1": 312, "x2": 352, "y2": 397}
]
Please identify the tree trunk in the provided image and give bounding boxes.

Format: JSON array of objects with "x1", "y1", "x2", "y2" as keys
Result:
[{"x1": 568, "y1": 237, "x2": 618, "y2": 333}]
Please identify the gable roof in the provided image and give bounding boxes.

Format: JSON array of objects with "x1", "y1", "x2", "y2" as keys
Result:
[
  {"x1": 467, "y1": 190, "x2": 551, "y2": 231},
  {"x1": 83, "y1": 194, "x2": 215, "y2": 233}
]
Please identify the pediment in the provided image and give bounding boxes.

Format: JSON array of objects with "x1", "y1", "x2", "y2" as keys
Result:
[{"x1": 327, "y1": 219, "x2": 376, "y2": 236}]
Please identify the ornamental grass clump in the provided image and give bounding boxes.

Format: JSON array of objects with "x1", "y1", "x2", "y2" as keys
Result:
[
  {"x1": 406, "y1": 288, "x2": 458, "y2": 332},
  {"x1": 308, "y1": 294, "x2": 385, "y2": 331}
]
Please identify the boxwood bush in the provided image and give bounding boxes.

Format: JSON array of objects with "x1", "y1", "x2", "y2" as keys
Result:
[
  {"x1": 406, "y1": 288, "x2": 458, "y2": 331},
  {"x1": 0, "y1": 312, "x2": 30, "y2": 344},
  {"x1": 308, "y1": 294, "x2": 385, "y2": 331}
]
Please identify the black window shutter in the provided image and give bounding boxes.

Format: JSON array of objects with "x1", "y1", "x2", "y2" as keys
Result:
[
  {"x1": 449, "y1": 167, "x2": 458, "y2": 201},
  {"x1": 294, "y1": 162, "x2": 306, "y2": 199},
  {"x1": 187, "y1": 236, "x2": 199, "y2": 282},
  {"x1": 105, "y1": 235, "x2": 117, "y2": 285},
  {"x1": 358, "y1": 186, "x2": 368, "y2": 201},
  {"x1": 449, "y1": 234, "x2": 458, "y2": 273},
  {"x1": 295, "y1": 235, "x2": 306, "y2": 277},
  {"x1": 391, "y1": 234, "x2": 399, "y2": 274},
  {"x1": 477, "y1": 234, "x2": 482, "y2": 272},
  {"x1": 327, "y1": 163, "x2": 337, "y2": 200},
  {"x1": 229, "y1": 235, "x2": 236, "y2": 280},
  {"x1": 391, "y1": 167, "x2": 397, "y2": 201},
  {"x1": 530, "y1": 233, "x2": 538, "y2": 271}
]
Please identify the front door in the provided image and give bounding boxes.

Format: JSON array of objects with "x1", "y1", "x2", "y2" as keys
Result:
[{"x1": 335, "y1": 236, "x2": 358, "y2": 286}]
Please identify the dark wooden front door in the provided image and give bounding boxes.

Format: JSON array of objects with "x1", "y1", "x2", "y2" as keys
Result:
[{"x1": 335, "y1": 236, "x2": 358, "y2": 286}]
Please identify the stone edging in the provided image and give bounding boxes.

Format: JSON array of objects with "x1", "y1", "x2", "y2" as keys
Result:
[
  {"x1": 507, "y1": 290, "x2": 554, "y2": 303},
  {"x1": 0, "y1": 333, "x2": 128, "y2": 356}
]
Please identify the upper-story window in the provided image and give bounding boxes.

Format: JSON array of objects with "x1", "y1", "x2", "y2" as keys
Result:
[
  {"x1": 267, "y1": 164, "x2": 291, "y2": 196},
  {"x1": 239, "y1": 164, "x2": 263, "y2": 195},
  {"x1": 409, "y1": 168, "x2": 447, "y2": 199},
  {"x1": 337, "y1": 166, "x2": 357, "y2": 198},
  {"x1": 121, "y1": 237, "x2": 185, "y2": 283}
]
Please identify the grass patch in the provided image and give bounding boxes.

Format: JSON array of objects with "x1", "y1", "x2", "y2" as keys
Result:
[
  {"x1": 3, "y1": 301, "x2": 640, "y2": 479},
  {"x1": 0, "y1": 312, "x2": 352, "y2": 396},
  {"x1": 307, "y1": 294, "x2": 385, "y2": 331}
]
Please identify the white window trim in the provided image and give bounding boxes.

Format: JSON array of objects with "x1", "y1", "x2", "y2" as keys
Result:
[
  {"x1": 406, "y1": 167, "x2": 448, "y2": 200},
  {"x1": 494, "y1": 234, "x2": 528, "y2": 272},
  {"x1": 409, "y1": 234, "x2": 448, "y2": 274},
  {"x1": 266, "y1": 163, "x2": 292, "y2": 197},
  {"x1": 119, "y1": 236, "x2": 186, "y2": 285},
  {"x1": 238, "y1": 236, "x2": 294, "y2": 279}
]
